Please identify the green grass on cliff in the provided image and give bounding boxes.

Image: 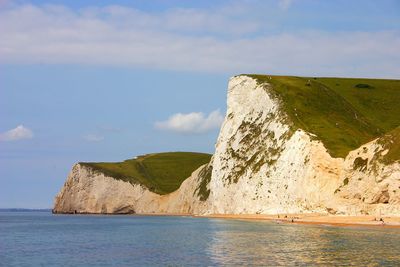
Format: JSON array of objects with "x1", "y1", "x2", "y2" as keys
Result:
[
  {"x1": 247, "y1": 75, "x2": 400, "y2": 158},
  {"x1": 80, "y1": 152, "x2": 211, "y2": 195},
  {"x1": 377, "y1": 127, "x2": 400, "y2": 165}
]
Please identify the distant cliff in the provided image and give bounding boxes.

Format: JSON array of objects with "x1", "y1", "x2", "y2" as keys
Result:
[
  {"x1": 53, "y1": 152, "x2": 211, "y2": 214},
  {"x1": 54, "y1": 75, "x2": 400, "y2": 216}
]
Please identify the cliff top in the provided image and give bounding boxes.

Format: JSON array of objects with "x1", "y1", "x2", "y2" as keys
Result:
[
  {"x1": 246, "y1": 75, "x2": 400, "y2": 158},
  {"x1": 80, "y1": 152, "x2": 211, "y2": 194}
]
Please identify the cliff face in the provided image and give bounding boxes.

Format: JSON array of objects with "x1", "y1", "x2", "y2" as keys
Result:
[
  {"x1": 54, "y1": 75, "x2": 400, "y2": 216},
  {"x1": 337, "y1": 135, "x2": 400, "y2": 214},
  {"x1": 53, "y1": 163, "x2": 209, "y2": 214},
  {"x1": 206, "y1": 76, "x2": 400, "y2": 216},
  {"x1": 207, "y1": 76, "x2": 343, "y2": 214}
]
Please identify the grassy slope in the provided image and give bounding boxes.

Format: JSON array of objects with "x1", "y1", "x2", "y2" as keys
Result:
[
  {"x1": 80, "y1": 152, "x2": 211, "y2": 195},
  {"x1": 377, "y1": 127, "x2": 400, "y2": 165},
  {"x1": 248, "y1": 75, "x2": 400, "y2": 158}
]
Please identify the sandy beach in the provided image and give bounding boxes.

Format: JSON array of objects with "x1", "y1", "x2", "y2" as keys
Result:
[
  {"x1": 196, "y1": 213, "x2": 400, "y2": 228},
  {"x1": 134, "y1": 212, "x2": 400, "y2": 228}
]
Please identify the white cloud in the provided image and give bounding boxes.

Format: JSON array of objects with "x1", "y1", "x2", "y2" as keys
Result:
[
  {"x1": 278, "y1": 0, "x2": 293, "y2": 10},
  {"x1": 155, "y1": 110, "x2": 224, "y2": 134},
  {"x1": 0, "y1": 4, "x2": 399, "y2": 77},
  {"x1": 83, "y1": 134, "x2": 104, "y2": 142},
  {"x1": 0, "y1": 125, "x2": 33, "y2": 141}
]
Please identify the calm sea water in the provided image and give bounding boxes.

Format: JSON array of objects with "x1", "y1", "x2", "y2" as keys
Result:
[{"x1": 1, "y1": 212, "x2": 400, "y2": 266}]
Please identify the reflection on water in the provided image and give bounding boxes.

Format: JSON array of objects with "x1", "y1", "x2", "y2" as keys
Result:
[
  {"x1": 0, "y1": 212, "x2": 399, "y2": 266},
  {"x1": 207, "y1": 219, "x2": 400, "y2": 266}
]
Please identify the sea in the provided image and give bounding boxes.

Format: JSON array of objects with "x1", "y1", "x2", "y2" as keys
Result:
[{"x1": 1, "y1": 211, "x2": 400, "y2": 266}]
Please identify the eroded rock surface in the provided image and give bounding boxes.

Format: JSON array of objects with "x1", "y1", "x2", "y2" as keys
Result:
[{"x1": 53, "y1": 163, "x2": 209, "y2": 214}]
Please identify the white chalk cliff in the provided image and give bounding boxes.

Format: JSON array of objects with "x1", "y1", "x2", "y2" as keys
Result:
[
  {"x1": 54, "y1": 76, "x2": 400, "y2": 216},
  {"x1": 53, "y1": 163, "x2": 209, "y2": 214}
]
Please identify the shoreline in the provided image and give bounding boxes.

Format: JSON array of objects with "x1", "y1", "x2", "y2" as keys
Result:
[
  {"x1": 53, "y1": 211, "x2": 400, "y2": 228},
  {"x1": 197, "y1": 214, "x2": 400, "y2": 229}
]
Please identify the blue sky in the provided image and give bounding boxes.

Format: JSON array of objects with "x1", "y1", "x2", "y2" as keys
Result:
[{"x1": 1, "y1": 0, "x2": 399, "y2": 208}]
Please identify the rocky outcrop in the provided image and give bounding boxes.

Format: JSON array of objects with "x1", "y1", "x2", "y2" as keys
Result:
[
  {"x1": 204, "y1": 76, "x2": 400, "y2": 216},
  {"x1": 207, "y1": 76, "x2": 342, "y2": 214},
  {"x1": 53, "y1": 163, "x2": 209, "y2": 214},
  {"x1": 336, "y1": 137, "x2": 400, "y2": 215},
  {"x1": 54, "y1": 75, "x2": 400, "y2": 216}
]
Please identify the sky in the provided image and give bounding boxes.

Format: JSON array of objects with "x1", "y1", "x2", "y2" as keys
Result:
[{"x1": 1, "y1": 0, "x2": 399, "y2": 208}]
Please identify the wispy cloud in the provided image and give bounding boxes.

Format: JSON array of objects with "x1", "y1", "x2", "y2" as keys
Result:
[
  {"x1": 0, "y1": 125, "x2": 33, "y2": 141},
  {"x1": 155, "y1": 110, "x2": 224, "y2": 134},
  {"x1": 0, "y1": 3, "x2": 399, "y2": 77},
  {"x1": 83, "y1": 134, "x2": 104, "y2": 142},
  {"x1": 278, "y1": 0, "x2": 293, "y2": 10}
]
